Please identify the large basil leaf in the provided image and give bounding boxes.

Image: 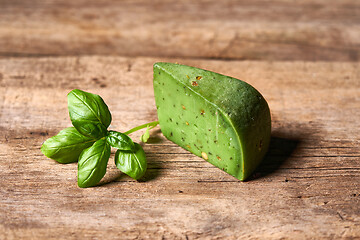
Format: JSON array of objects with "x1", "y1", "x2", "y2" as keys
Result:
[
  {"x1": 41, "y1": 127, "x2": 96, "y2": 164},
  {"x1": 106, "y1": 131, "x2": 135, "y2": 151},
  {"x1": 115, "y1": 143, "x2": 147, "y2": 180},
  {"x1": 77, "y1": 138, "x2": 110, "y2": 188},
  {"x1": 68, "y1": 89, "x2": 111, "y2": 139}
]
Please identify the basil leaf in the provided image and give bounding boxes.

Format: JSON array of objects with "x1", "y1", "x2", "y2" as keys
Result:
[
  {"x1": 77, "y1": 138, "x2": 110, "y2": 188},
  {"x1": 106, "y1": 131, "x2": 135, "y2": 151},
  {"x1": 115, "y1": 143, "x2": 147, "y2": 180},
  {"x1": 41, "y1": 127, "x2": 96, "y2": 164},
  {"x1": 140, "y1": 126, "x2": 150, "y2": 143},
  {"x1": 68, "y1": 89, "x2": 111, "y2": 139}
]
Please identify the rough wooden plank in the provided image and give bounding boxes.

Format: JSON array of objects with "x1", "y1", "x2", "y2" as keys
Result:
[
  {"x1": 1, "y1": 0, "x2": 360, "y2": 61},
  {"x1": 0, "y1": 57, "x2": 360, "y2": 239}
]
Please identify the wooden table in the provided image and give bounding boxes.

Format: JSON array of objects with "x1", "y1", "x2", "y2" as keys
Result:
[{"x1": 1, "y1": 1, "x2": 360, "y2": 239}]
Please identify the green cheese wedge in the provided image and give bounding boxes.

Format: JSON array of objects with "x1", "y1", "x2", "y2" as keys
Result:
[{"x1": 153, "y1": 62, "x2": 271, "y2": 180}]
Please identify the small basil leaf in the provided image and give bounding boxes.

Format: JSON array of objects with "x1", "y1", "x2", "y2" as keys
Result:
[
  {"x1": 71, "y1": 120, "x2": 108, "y2": 139},
  {"x1": 140, "y1": 126, "x2": 150, "y2": 143},
  {"x1": 106, "y1": 131, "x2": 135, "y2": 151},
  {"x1": 68, "y1": 89, "x2": 111, "y2": 139},
  {"x1": 77, "y1": 138, "x2": 110, "y2": 188},
  {"x1": 115, "y1": 143, "x2": 147, "y2": 180},
  {"x1": 41, "y1": 127, "x2": 96, "y2": 164}
]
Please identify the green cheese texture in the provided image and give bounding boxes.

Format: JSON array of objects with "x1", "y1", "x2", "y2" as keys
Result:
[{"x1": 153, "y1": 62, "x2": 271, "y2": 180}]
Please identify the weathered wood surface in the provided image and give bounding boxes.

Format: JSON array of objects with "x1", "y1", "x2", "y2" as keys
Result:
[
  {"x1": 0, "y1": 56, "x2": 359, "y2": 239},
  {"x1": 1, "y1": 0, "x2": 360, "y2": 61}
]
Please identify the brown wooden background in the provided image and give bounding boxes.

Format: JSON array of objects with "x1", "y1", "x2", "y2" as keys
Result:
[{"x1": 1, "y1": 0, "x2": 360, "y2": 239}]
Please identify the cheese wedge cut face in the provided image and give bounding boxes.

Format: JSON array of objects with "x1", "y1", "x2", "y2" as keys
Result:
[{"x1": 153, "y1": 62, "x2": 271, "y2": 180}]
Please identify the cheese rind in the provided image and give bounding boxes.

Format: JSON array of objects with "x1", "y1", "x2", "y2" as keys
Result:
[{"x1": 153, "y1": 62, "x2": 271, "y2": 180}]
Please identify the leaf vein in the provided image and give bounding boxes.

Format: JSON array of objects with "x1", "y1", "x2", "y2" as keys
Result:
[{"x1": 72, "y1": 91, "x2": 103, "y2": 125}]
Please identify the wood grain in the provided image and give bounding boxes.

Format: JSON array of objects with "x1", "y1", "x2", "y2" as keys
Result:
[
  {"x1": 1, "y1": 0, "x2": 360, "y2": 61},
  {"x1": 0, "y1": 56, "x2": 359, "y2": 239}
]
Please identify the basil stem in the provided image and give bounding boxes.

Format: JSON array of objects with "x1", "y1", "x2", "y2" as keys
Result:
[{"x1": 124, "y1": 121, "x2": 159, "y2": 135}]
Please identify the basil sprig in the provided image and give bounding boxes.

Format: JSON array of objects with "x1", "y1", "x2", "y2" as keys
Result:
[{"x1": 41, "y1": 89, "x2": 158, "y2": 188}]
